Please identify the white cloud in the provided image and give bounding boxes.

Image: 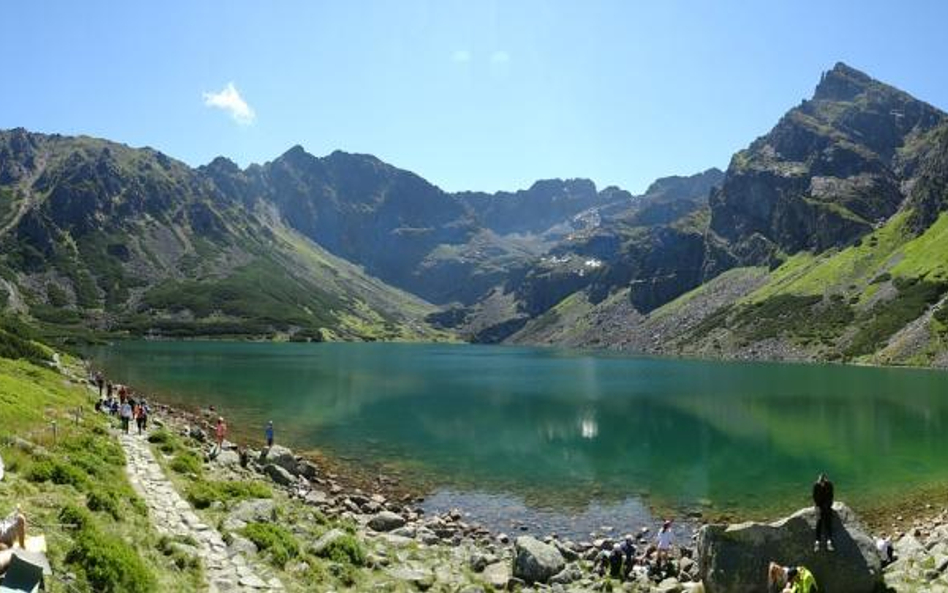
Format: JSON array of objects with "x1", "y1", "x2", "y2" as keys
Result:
[
  {"x1": 452, "y1": 49, "x2": 472, "y2": 63},
  {"x1": 490, "y1": 50, "x2": 510, "y2": 64},
  {"x1": 202, "y1": 82, "x2": 255, "y2": 125}
]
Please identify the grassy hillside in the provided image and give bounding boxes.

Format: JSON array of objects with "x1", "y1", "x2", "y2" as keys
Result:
[{"x1": 0, "y1": 350, "x2": 201, "y2": 592}]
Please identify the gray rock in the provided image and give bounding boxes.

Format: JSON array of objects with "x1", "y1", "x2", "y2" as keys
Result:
[
  {"x1": 228, "y1": 535, "x2": 258, "y2": 556},
  {"x1": 550, "y1": 565, "x2": 582, "y2": 585},
  {"x1": 386, "y1": 565, "x2": 434, "y2": 590},
  {"x1": 296, "y1": 460, "x2": 319, "y2": 479},
  {"x1": 513, "y1": 535, "x2": 566, "y2": 584},
  {"x1": 698, "y1": 502, "x2": 882, "y2": 593},
  {"x1": 228, "y1": 498, "x2": 276, "y2": 524},
  {"x1": 215, "y1": 449, "x2": 240, "y2": 467},
  {"x1": 483, "y1": 562, "x2": 511, "y2": 589},
  {"x1": 311, "y1": 528, "x2": 347, "y2": 557},
  {"x1": 264, "y1": 463, "x2": 295, "y2": 486},
  {"x1": 303, "y1": 489, "x2": 329, "y2": 506},
  {"x1": 368, "y1": 510, "x2": 406, "y2": 532},
  {"x1": 262, "y1": 445, "x2": 299, "y2": 474}
]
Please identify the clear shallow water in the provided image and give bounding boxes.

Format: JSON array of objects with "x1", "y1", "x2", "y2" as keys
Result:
[{"x1": 89, "y1": 341, "x2": 948, "y2": 538}]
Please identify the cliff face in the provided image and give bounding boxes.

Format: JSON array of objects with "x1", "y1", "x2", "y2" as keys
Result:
[{"x1": 704, "y1": 62, "x2": 945, "y2": 276}]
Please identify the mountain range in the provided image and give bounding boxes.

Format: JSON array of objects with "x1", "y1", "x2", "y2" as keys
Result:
[{"x1": 2, "y1": 62, "x2": 947, "y2": 367}]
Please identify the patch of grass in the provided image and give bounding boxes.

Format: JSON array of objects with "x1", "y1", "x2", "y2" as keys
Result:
[
  {"x1": 170, "y1": 451, "x2": 204, "y2": 476},
  {"x1": 87, "y1": 489, "x2": 122, "y2": 520},
  {"x1": 26, "y1": 458, "x2": 88, "y2": 488},
  {"x1": 65, "y1": 518, "x2": 157, "y2": 593},
  {"x1": 317, "y1": 532, "x2": 367, "y2": 567},
  {"x1": 185, "y1": 480, "x2": 272, "y2": 509},
  {"x1": 241, "y1": 522, "x2": 300, "y2": 568}
]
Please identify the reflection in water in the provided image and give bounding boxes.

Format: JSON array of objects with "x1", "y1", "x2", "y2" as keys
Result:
[
  {"x1": 90, "y1": 341, "x2": 948, "y2": 528},
  {"x1": 580, "y1": 414, "x2": 598, "y2": 440}
]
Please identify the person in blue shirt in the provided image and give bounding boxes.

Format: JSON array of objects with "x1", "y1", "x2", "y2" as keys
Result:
[{"x1": 265, "y1": 421, "x2": 274, "y2": 448}]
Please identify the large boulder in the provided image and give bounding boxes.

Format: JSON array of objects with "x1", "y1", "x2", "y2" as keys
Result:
[
  {"x1": 263, "y1": 463, "x2": 295, "y2": 486},
  {"x1": 262, "y1": 445, "x2": 298, "y2": 474},
  {"x1": 697, "y1": 502, "x2": 882, "y2": 593},
  {"x1": 513, "y1": 535, "x2": 566, "y2": 584}
]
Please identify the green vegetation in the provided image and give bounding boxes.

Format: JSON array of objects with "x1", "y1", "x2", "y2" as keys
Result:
[
  {"x1": 241, "y1": 522, "x2": 300, "y2": 568},
  {"x1": 169, "y1": 450, "x2": 204, "y2": 477},
  {"x1": 846, "y1": 277, "x2": 948, "y2": 357},
  {"x1": 64, "y1": 506, "x2": 157, "y2": 593},
  {"x1": 185, "y1": 480, "x2": 272, "y2": 509},
  {"x1": 0, "y1": 355, "x2": 203, "y2": 592},
  {"x1": 315, "y1": 532, "x2": 367, "y2": 567}
]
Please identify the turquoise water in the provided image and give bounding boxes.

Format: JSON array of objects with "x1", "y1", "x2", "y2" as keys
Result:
[{"x1": 89, "y1": 341, "x2": 948, "y2": 536}]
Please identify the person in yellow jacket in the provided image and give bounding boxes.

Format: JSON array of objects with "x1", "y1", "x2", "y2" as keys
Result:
[{"x1": 769, "y1": 562, "x2": 818, "y2": 593}]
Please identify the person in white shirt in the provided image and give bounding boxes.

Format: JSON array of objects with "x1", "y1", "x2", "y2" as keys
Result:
[{"x1": 656, "y1": 519, "x2": 673, "y2": 568}]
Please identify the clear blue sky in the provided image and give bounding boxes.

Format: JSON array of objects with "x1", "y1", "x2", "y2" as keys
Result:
[{"x1": 1, "y1": 1, "x2": 946, "y2": 193}]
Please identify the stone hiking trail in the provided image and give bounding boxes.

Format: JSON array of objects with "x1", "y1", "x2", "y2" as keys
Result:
[{"x1": 119, "y1": 430, "x2": 284, "y2": 592}]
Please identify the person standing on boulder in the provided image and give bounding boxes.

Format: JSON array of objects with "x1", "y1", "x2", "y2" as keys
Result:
[
  {"x1": 812, "y1": 473, "x2": 834, "y2": 552},
  {"x1": 265, "y1": 421, "x2": 274, "y2": 448}
]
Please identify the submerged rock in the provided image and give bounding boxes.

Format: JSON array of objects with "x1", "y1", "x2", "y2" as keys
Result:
[
  {"x1": 697, "y1": 502, "x2": 882, "y2": 593},
  {"x1": 513, "y1": 535, "x2": 565, "y2": 584}
]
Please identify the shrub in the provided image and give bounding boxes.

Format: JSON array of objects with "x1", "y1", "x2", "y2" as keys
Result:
[
  {"x1": 26, "y1": 459, "x2": 87, "y2": 488},
  {"x1": 66, "y1": 525, "x2": 156, "y2": 593},
  {"x1": 86, "y1": 489, "x2": 122, "y2": 520},
  {"x1": 185, "y1": 480, "x2": 271, "y2": 509},
  {"x1": 320, "y1": 532, "x2": 366, "y2": 567},
  {"x1": 170, "y1": 452, "x2": 203, "y2": 476},
  {"x1": 241, "y1": 523, "x2": 299, "y2": 568},
  {"x1": 59, "y1": 503, "x2": 93, "y2": 530}
]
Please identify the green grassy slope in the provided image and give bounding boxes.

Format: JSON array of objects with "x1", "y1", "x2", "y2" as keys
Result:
[{"x1": 0, "y1": 352, "x2": 202, "y2": 592}]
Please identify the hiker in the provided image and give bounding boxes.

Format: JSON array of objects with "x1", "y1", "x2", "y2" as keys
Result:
[
  {"x1": 619, "y1": 534, "x2": 637, "y2": 576},
  {"x1": 120, "y1": 400, "x2": 133, "y2": 434},
  {"x1": 656, "y1": 519, "x2": 674, "y2": 568},
  {"x1": 215, "y1": 417, "x2": 227, "y2": 451},
  {"x1": 106, "y1": 381, "x2": 114, "y2": 399},
  {"x1": 0, "y1": 507, "x2": 26, "y2": 551},
  {"x1": 265, "y1": 421, "x2": 274, "y2": 448},
  {"x1": 876, "y1": 535, "x2": 894, "y2": 565},
  {"x1": 94, "y1": 371, "x2": 104, "y2": 397},
  {"x1": 769, "y1": 561, "x2": 817, "y2": 593},
  {"x1": 139, "y1": 400, "x2": 150, "y2": 432},
  {"x1": 813, "y1": 473, "x2": 835, "y2": 552},
  {"x1": 134, "y1": 402, "x2": 146, "y2": 435}
]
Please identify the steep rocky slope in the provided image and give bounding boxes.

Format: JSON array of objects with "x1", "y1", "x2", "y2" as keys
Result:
[{"x1": 0, "y1": 130, "x2": 441, "y2": 341}]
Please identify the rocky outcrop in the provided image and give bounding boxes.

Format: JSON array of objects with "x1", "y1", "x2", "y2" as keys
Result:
[
  {"x1": 512, "y1": 535, "x2": 566, "y2": 584},
  {"x1": 704, "y1": 62, "x2": 946, "y2": 279},
  {"x1": 697, "y1": 502, "x2": 882, "y2": 593}
]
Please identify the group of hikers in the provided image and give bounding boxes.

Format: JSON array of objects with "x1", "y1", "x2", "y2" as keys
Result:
[
  {"x1": 92, "y1": 371, "x2": 150, "y2": 435},
  {"x1": 592, "y1": 518, "x2": 678, "y2": 582}
]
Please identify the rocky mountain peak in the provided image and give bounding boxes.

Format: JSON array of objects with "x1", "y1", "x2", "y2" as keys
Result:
[{"x1": 813, "y1": 62, "x2": 875, "y2": 102}]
